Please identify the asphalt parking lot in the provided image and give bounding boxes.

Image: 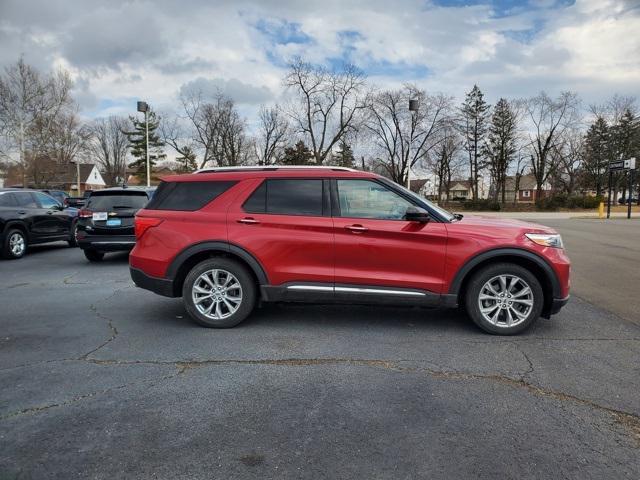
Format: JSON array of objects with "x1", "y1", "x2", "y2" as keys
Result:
[{"x1": 1, "y1": 218, "x2": 639, "y2": 479}]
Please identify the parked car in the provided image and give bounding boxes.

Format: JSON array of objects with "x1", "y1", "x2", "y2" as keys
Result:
[
  {"x1": 618, "y1": 197, "x2": 638, "y2": 205},
  {"x1": 76, "y1": 187, "x2": 154, "y2": 262},
  {"x1": 66, "y1": 190, "x2": 93, "y2": 208},
  {"x1": 129, "y1": 166, "x2": 570, "y2": 335},
  {"x1": 0, "y1": 188, "x2": 77, "y2": 259}
]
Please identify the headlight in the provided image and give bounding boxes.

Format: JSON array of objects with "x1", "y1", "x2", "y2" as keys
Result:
[{"x1": 525, "y1": 233, "x2": 564, "y2": 249}]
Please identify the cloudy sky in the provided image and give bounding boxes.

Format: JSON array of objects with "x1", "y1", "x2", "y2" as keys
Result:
[{"x1": 1, "y1": 0, "x2": 639, "y2": 126}]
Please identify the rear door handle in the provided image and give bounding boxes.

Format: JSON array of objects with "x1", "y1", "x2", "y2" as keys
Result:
[
  {"x1": 237, "y1": 217, "x2": 260, "y2": 225},
  {"x1": 345, "y1": 224, "x2": 368, "y2": 233},
  {"x1": 17, "y1": 210, "x2": 26, "y2": 215}
]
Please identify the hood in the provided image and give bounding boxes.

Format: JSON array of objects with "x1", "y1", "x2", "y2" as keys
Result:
[{"x1": 455, "y1": 214, "x2": 557, "y2": 233}]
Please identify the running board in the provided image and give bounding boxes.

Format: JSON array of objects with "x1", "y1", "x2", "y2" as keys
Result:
[{"x1": 260, "y1": 282, "x2": 448, "y2": 307}]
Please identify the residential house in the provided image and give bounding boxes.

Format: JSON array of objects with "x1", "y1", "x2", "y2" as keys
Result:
[
  {"x1": 126, "y1": 166, "x2": 176, "y2": 186},
  {"x1": 2, "y1": 163, "x2": 105, "y2": 194},
  {"x1": 503, "y1": 174, "x2": 551, "y2": 203},
  {"x1": 440, "y1": 177, "x2": 488, "y2": 201}
]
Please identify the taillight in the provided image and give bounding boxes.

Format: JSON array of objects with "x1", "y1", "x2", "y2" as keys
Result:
[
  {"x1": 135, "y1": 217, "x2": 163, "y2": 240},
  {"x1": 79, "y1": 209, "x2": 93, "y2": 218}
]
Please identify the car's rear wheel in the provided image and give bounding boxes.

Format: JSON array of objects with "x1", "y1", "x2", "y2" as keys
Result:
[
  {"x1": 182, "y1": 257, "x2": 256, "y2": 328},
  {"x1": 464, "y1": 263, "x2": 544, "y2": 335},
  {"x1": 2, "y1": 229, "x2": 27, "y2": 259},
  {"x1": 84, "y1": 249, "x2": 104, "y2": 262},
  {"x1": 67, "y1": 220, "x2": 78, "y2": 247}
]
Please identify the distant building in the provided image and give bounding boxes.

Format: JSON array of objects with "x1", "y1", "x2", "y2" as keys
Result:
[
  {"x1": 503, "y1": 174, "x2": 551, "y2": 203},
  {"x1": 2, "y1": 163, "x2": 105, "y2": 194},
  {"x1": 126, "y1": 166, "x2": 175, "y2": 186},
  {"x1": 441, "y1": 177, "x2": 488, "y2": 201}
]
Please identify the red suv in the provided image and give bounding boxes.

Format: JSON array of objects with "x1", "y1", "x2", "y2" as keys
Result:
[{"x1": 130, "y1": 167, "x2": 570, "y2": 335}]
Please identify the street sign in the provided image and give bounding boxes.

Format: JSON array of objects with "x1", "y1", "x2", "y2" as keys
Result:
[
  {"x1": 610, "y1": 160, "x2": 626, "y2": 171},
  {"x1": 610, "y1": 157, "x2": 636, "y2": 171}
]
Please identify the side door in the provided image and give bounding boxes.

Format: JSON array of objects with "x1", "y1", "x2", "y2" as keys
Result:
[
  {"x1": 227, "y1": 178, "x2": 335, "y2": 292},
  {"x1": 13, "y1": 192, "x2": 43, "y2": 240},
  {"x1": 332, "y1": 179, "x2": 448, "y2": 294},
  {"x1": 32, "y1": 191, "x2": 71, "y2": 237}
]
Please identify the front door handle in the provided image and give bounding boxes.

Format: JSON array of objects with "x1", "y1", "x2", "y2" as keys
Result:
[
  {"x1": 237, "y1": 217, "x2": 260, "y2": 225},
  {"x1": 345, "y1": 224, "x2": 368, "y2": 233}
]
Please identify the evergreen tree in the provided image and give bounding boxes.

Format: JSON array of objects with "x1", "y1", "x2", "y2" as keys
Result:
[
  {"x1": 334, "y1": 140, "x2": 355, "y2": 168},
  {"x1": 583, "y1": 117, "x2": 610, "y2": 196},
  {"x1": 460, "y1": 85, "x2": 491, "y2": 200},
  {"x1": 483, "y1": 98, "x2": 517, "y2": 203},
  {"x1": 124, "y1": 109, "x2": 166, "y2": 181},
  {"x1": 175, "y1": 146, "x2": 197, "y2": 173},
  {"x1": 281, "y1": 141, "x2": 314, "y2": 165}
]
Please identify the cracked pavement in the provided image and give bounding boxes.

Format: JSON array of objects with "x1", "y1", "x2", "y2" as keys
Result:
[{"x1": 1, "y1": 222, "x2": 640, "y2": 479}]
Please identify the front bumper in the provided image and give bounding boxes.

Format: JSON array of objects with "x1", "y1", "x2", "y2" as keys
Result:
[
  {"x1": 78, "y1": 234, "x2": 136, "y2": 252},
  {"x1": 130, "y1": 267, "x2": 176, "y2": 297},
  {"x1": 549, "y1": 295, "x2": 570, "y2": 315}
]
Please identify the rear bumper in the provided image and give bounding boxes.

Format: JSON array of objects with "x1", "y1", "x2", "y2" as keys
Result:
[
  {"x1": 130, "y1": 267, "x2": 176, "y2": 297},
  {"x1": 549, "y1": 295, "x2": 570, "y2": 315},
  {"x1": 78, "y1": 234, "x2": 136, "y2": 252}
]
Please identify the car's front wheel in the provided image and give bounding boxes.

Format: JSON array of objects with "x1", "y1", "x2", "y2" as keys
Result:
[
  {"x1": 465, "y1": 263, "x2": 544, "y2": 335},
  {"x1": 2, "y1": 229, "x2": 27, "y2": 259},
  {"x1": 182, "y1": 257, "x2": 257, "y2": 328},
  {"x1": 67, "y1": 220, "x2": 78, "y2": 247}
]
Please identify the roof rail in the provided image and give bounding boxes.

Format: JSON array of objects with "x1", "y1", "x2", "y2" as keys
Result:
[{"x1": 194, "y1": 165, "x2": 357, "y2": 174}]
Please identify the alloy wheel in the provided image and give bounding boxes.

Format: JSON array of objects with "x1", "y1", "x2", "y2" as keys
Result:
[
  {"x1": 9, "y1": 233, "x2": 25, "y2": 257},
  {"x1": 192, "y1": 269, "x2": 243, "y2": 320},
  {"x1": 477, "y1": 274, "x2": 534, "y2": 328}
]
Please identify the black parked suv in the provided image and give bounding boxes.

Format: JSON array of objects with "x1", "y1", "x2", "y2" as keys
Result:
[
  {"x1": 76, "y1": 187, "x2": 154, "y2": 262},
  {"x1": 0, "y1": 189, "x2": 76, "y2": 259}
]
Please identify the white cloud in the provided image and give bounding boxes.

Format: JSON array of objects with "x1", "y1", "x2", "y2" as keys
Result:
[{"x1": 0, "y1": 0, "x2": 638, "y2": 120}]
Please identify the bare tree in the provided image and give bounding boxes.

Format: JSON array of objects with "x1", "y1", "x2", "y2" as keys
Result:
[
  {"x1": 178, "y1": 90, "x2": 251, "y2": 168},
  {"x1": 550, "y1": 129, "x2": 584, "y2": 195},
  {"x1": 86, "y1": 116, "x2": 130, "y2": 186},
  {"x1": 524, "y1": 91, "x2": 580, "y2": 198},
  {"x1": 283, "y1": 58, "x2": 369, "y2": 164},
  {"x1": 427, "y1": 122, "x2": 463, "y2": 202},
  {"x1": 159, "y1": 115, "x2": 197, "y2": 165},
  {"x1": 255, "y1": 105, "x2": 289, "y2": 165},
  {"x1": 366, "y1": 84, "x2": 452, "y2": 184},
  {"x1": 0, "y1": 58, "x2": 73, "y2": 186}
]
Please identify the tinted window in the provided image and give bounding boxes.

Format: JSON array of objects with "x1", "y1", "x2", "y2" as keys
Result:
[
  {"x1": 145, "y1": 181, "x2": 236, "y2": 211},
  {"x1": 244, "y1": 179, "x2": 323, "y2": 216},
  {"x1": 0, "y1": 193, "x2": 17, "y2": 207},
  {"x1": 14, "y1": 192, "x2": 38, "y2": 208},
  {"x1": 337, "y1": 180, "x2": 413, "y2": 220},
  {"x1": 33, "y1": 192, "x2": 60, "y2": 209},
  {"x1": 86, "y1": 192, "x2": 149, "y2": 211},
  {"x1": 242, "y1": 182, "x2": 266, "y2": 213}
]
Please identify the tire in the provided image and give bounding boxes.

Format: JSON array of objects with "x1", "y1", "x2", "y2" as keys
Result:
[
  {"x1": 84, "y1": 249, "x2": 104, "y2": 262},
  {"x1": 67, "y1": 220, "x2": 78, "y2": 247},
  {"x1": 2, "y1": 229, "x2": 27, "y2": 259},
  {"x1": 464, "y1": 262, "x2": 544, "y2": 335},
  {"x1": 182, "y1": 257, "x2": 257, "y2": 328}
]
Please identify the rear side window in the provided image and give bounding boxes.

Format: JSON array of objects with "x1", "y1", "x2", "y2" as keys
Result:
[
  {"x1": 145, "y1": 181, "x2": 236, "y2": 211},
  {"x1": 86, "y1": 192, "x2": 149, "y2": 210},
  {"x1": 14, "y1": 192, "x2": 38, "y2": 208},
  {"x1": 243, "y1": 179, "x2": 323, "y2": 216},
  {"x1": 0, "y1": 193, "x2": 18, "y2": 207}
]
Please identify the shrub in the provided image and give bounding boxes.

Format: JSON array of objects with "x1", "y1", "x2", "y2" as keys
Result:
[{"x1": 462, "y1": 199, "x2": 501, "y2": 211}]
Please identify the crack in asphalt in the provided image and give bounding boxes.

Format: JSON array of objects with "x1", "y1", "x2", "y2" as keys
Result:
[{"x1": 2, "y1": 354, "x2": 640, "y2": 446}]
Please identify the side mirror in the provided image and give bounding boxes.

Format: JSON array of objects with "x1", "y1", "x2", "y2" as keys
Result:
[{"x1": 405, "y1": 206, "x2": 431, "y2": 223}]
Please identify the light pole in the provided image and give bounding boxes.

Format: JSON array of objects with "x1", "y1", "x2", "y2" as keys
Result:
[
  {"x1": 408, "y1": 99, "x2": 419, "y2": 190},
  {"x1": 137, "y1": 101, "x2": 150, "y2": 187},
  {"x1": 71, "y1": 159, "x2": 81, "y2": 195}
]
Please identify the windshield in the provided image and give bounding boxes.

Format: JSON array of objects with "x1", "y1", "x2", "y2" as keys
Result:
[
  {"x1": 86, "y1": 192, "x2": 148, "y2": 210},
  {"x1": 385, "y1": 180, "x2": 456, "y2": 222}
]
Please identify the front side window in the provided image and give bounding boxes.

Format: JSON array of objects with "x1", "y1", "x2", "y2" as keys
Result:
[
  {"x1": 33, "y1": 192, "x2": 60, "y2": 209},
  {"x1": 336, "y1": 180, "x2": 413, "y2": 220},
  {"x1": 243, "y1": 179, "x2": 323, "y2": 216}
]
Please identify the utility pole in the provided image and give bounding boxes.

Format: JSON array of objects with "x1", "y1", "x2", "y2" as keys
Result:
[{"x1": 137, "y1": 101, "x2": 150, "y2": 187}]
